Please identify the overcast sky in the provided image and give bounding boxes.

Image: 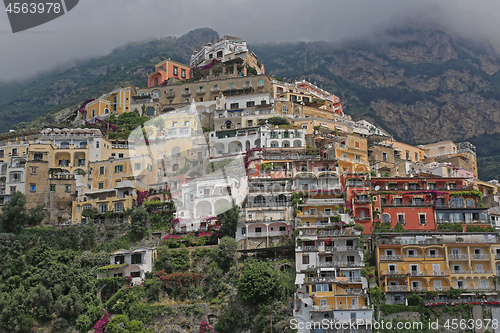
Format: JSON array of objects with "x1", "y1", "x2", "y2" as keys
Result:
[{"x1": 0, "y1": 0, "x2": 499, "y2": 82}]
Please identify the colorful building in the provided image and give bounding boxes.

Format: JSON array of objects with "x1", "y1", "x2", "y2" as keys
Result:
[{"x1": 375, "y1": 232, "x2": 499, "y2": 305}]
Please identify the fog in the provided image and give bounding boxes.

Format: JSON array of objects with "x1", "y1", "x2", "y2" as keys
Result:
[{"x1": 0, "y1": 0, "x2": 499, "y2": 81}]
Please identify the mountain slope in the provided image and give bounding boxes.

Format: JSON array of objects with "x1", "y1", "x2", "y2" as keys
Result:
[
  {"x1": 1, "y1": 27, "x2": 499, "y2": 180},
  {"x1": 0, "y1": 28, "x2": 219, "y2": 132},
  {"x1": 252, "y1": 29, "x2": 500, "y2": 180}
]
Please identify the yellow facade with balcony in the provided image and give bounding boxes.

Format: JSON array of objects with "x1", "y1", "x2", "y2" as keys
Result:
[
  {"x1": 330, "y1": 132, "x2": 369, "y2": 174},
  {"x1": 375, "y1": 233, "x2": 498, "y2": 303},
  {"x1": 83, "y1": 87, "x2": 133, "y2": 120}
]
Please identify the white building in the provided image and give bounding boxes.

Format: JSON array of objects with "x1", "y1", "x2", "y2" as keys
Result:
[
  {"x1": 190, "y1": 35, "x2": 249, "y2": 66},
  {"x1": 97, "y1": 248, "x2": 156, "y2": 285}
]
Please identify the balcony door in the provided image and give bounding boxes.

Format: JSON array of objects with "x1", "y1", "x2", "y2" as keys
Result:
[
  {"x1": 433, "y1": 280, "x2": 442, "y2": 291},
  {"x1": 432, "y1": 264, "x2": 441, "y2": 275}
]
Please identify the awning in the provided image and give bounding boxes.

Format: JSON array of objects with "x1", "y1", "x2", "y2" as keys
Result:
[{"x1": 295, "y1": 273, "x2": 305, "y2": 285}]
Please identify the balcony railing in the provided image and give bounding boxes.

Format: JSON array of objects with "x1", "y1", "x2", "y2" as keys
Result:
[
  {"x1": 312, "y1": 304, "x2": 361, "y2": 311},
  {"x1": 451, "y1": 270, "x2": 471, "y2": 274},
  {"x1": 316, "y1": 261, "x2": 363, "y2": 268},
  {"x1": 305, "y1": 276, "x2": 363, "y2": 284},
  {"x1": 426, "y1": 254, "x2": 445, "y2": 258},
  {"x1": 324, "y1": 246, "x2": 356, "y2": 252},
  {"x1": 405, "y1": 254, "x2": 424, "y2": 259},
  {"x1": 387, "y1": 285, "x2": 408, "y2": 292},
  {"x1": 472, "y1": 254, "x2": 491, "y2": 260},
  {"x1": 380, "y1": 255, "x2": 402, "y2": 261},
  {"x1": 384, "y1": 201, "x2": 433, "y2": 207},
  {"x1": 346, "y1": 181, "x2": 370, "y2": 187},
  {"x1": 244, "y1": 231, "x2": 286, "y2": 238},
  {"x1": 335, "y1": 288, "x2": 363, "y2": 295},
  {"x1": 449, "y1": 254, "x2": 468, "y2": 260}
]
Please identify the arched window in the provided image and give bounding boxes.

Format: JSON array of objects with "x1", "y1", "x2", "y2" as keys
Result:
[
  {"x1": 91, "y1": 109, "x2": 95, "y2": 118},
  {"x1": 254, "y1": 195, "x2": 266, "y2": 207},
  {"x1": 382, "y1": 213, "x2": 391, "y2": 223},
  {"x1": 465, "y1": 198, "x2": 475, "y2": 208},
  {"x1": 282, "y1": 140, "x2": 290, "y2": 148},
  {"x1": 451, "y1": 196, "x2": 464, "y2": 208}
]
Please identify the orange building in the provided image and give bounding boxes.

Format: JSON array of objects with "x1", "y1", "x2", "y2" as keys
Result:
[
  {"x1": 148, "y1": 59, "x2": 192, "y2": 87},
  {"x1": 371, "y1": 176, "x2": 488, "y2": 232}
]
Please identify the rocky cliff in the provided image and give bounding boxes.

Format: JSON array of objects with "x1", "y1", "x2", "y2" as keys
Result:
[{"x1": 254, "y1": 28, "x2": 500, "y2": 145}]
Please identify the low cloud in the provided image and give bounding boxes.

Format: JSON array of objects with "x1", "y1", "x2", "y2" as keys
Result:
[{"x1": 0, "y1": 0, "x2": 499, "y2": 81}]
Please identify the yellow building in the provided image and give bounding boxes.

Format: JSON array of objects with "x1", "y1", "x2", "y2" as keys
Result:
[
  {"x1": 382, "y1": 140, "x2": 425, "y2": 163},
  {"x1": 375, "y1": 232, "x2": 498, "y2": 304},
  {"x1": 72, "y1": 188, "x2": 136, "y2": 224},
  {"x1": 329, "y1": 132, "x2": 369, "y2": 174},
  {"x1": 82, "y1": 87, "x2": 134, "y2": 120}
]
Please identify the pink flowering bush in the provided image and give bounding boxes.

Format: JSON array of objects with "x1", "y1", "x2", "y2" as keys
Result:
[
  {"x1": 199, "y1": 319, "x2": 216, "y2": 333},
  {"x1": 93, "y1": 312, "x2": 109, "y2": 333},
  {"x1": 164, "y1": 235, "x2": 182, "y2": 240}
]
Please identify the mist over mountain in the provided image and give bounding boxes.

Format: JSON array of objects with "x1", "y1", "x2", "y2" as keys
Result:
[{"x1": 1, "y1": 26, "x2": 499, "y2": 180}]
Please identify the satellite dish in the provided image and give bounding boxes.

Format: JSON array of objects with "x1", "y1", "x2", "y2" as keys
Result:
[{"x1": 375, "y1": 185, "x2": 380, "y2": 191}]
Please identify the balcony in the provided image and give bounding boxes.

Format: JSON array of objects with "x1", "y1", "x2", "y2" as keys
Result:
[
  {"x1": 354, "y1": 198, "x2": 371, "y2": 204},
  {"x1": 449, "y1": 254, "x2": 468, "y2": 260},
  {"x1": 335, "y1": 288, "x2": 363, "y2": 295},
  {"x1": 387, "y1": 285, "x2": 408, "y2": 292},
  {"x1": 472, "y1": 270, "x2": 494, "y2": 274},
  {"x1": 211, "y1": 86, "x2": 220, "y2": 92},
  {"x1": 380, "y1": 255, "x2": 402, "y2": 261},
  {"x1": 346, "y1": 181, "x2": 370, "y2": 187},
  {"x1": 312, "y1": 304, "x2": 361, "y2": 311},
  {"x1": 409, "y1": 270, "x2": 447, "y2": 276},
  {"x1": 167, "y1": 91, "x2": 175, "y2": 98},
  {"x1": 181, "y1": 90, "x2": 191, "y2": 97},
  {"x1": 301, "y1": 246, "x2": 317, "y2": 252},
  {"x1": 244, "y1": 231, "x2": 286, "y2": 238},
  {"x1": 317, "y1": 229, "x2": 361, "y2": 237},
  {"x1": 305, "y1": 276, "x2": 362, "y2": 284},
  {"x1": 304, "y1": 198, "x2": 344, "y2": 205},
  {"x1": 451, "y1": 270, "x2": 472, "y2": 274},
  {"x1": 196, "y1": 89, "x2": 205, "y2": 95},
  {"x1": 472, "y1": 254, "x2": 491, "y2": 260},
  {"x1": 384, "y1": 201, "x2": 433, "y2": 207},
  {"x1": 324, "y1": 246, "x2": 356, "y2": 252},
  {"x1": 404, "y1": 254, "x2": 424, "y2": 259},
  {"x1": 410, "y1": 286, "x2": 427, "y2": 292},
  {"x1": 316, "y1": 261, "x2": 363, "y2": 268},
  {"x1": 426, "y1": 254, "x2": 445, "y2": 259}
]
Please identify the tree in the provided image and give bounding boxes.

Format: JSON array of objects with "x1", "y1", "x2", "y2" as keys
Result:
[
  {"x1": 54, "y1": 286, "x2": 83, "y2": 319},
  {"x1": 217, "y1": 205, "x2": 239, "y2": 238},
  {"x1": 237, "y1": 258, "x2": 276, "y2": 304},
  {"x1": 130, "y1": 206, "x2": 150, "y2": 240},
  {"x1": 0, "y1": 191, "x2": 45, "y2": 233},
  {"x1": 26, "y1": 283, "x2": 53, "y2": 320},
  {"x1": 214, "y1": 236, "x2": 237, "y2": 272}
]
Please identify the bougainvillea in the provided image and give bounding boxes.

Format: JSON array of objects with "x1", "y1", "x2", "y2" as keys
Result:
[
  {"x1": 199, "y1": 319, "x2": 216, "y2": 333},
  {"x1": 154, "y1": 271, "x2": 203, "y2": 299},
  {"x1": 93, "y1": 311, "x2": 109, "y2": 333},
  {"x1": 136, "y1": 190, "x2": 148, "y2": 206}
]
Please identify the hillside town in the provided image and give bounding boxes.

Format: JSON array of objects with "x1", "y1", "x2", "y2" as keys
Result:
[{"x1": 2, "y1": 35, "x2": 500, "y2": 332}]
